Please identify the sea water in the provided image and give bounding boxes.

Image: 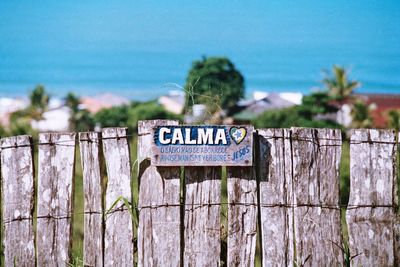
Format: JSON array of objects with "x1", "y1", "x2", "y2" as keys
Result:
[{"x1": 1, "y1": 1, "x2": 399, "y2": 99}]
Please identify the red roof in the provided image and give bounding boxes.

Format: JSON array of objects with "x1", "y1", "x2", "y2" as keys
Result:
[{"x1": 357, "y1": 94, "x2": 400, "y2": 128}]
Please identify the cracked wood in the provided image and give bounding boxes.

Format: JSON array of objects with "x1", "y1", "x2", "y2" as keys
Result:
[
  {"x1": 289, "y1": 128, "x2": 343, "y2": 266},
  {"x1": 258, "y1": 129, "x2": 290, "y2": 266},
  {"x1": 137, "y1": 120, "x2": 181, "y2": 267},
  {"x1": 102, "y1": 127, "x2": 134, "y2": 266},
  {"x1": 79, "y1": 132, "x2": 103, "y2": 267},
  {"x1": 227, "y1": 165, "x2": 257, "y2": 266},
  {"x1": 346, "y1": 129, "x2": 398, "y2": 266},
  {"x1": 184, "y1": 166, "x2": 221, "y2": 266},
  {"x1": 37, "y1": 133, "x2": 76, "y2": 266},
  {"x1": 1, "y1": 135, "x2": 35, "y2": 266}
]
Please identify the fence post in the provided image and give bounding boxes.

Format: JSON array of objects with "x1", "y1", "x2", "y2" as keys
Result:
[
  {"x1": 102, "y1": 127, "x2": 134, "y2": 266},
  {"x1": 184, "y1": 166, "x2": 221, "y2": 266},
  {"x1": 257, "y1": 129, "x2": 290, "y2": 266},
  {"x1": 289, "y1": 128, "x2": 343, "y2": 265},
  {"x1": 79, "y1": 132, "x2": 103, "y2": 267},
  {"x1": 226, "y1": 163, "x2": 257, "y2": 266},
  {"x1": 137, "y1": 120, "x2": 181, "y2": 266},
  {"x1": 36, "y1": 133, "x2": 76, "y2": 266},
  {"x1": 346, "y1": 129, "x2": 398, "y2": 266},
  {"x1": 0, "y1": 136, "x2": 35, "y2": 266}
]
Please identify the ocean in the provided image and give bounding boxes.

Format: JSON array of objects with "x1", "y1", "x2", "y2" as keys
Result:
[{"x1": 1, "y1": 1, "x2": 399, "y2": 100}]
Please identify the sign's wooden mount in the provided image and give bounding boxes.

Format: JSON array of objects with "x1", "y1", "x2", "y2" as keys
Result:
[{"x1": 151, "y1": 125, "x2": 254, "y2": 166}]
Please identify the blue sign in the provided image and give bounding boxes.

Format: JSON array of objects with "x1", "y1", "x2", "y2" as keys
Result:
[{"x1": 151, "y1": 125, "x2": 253, "y2": 166}]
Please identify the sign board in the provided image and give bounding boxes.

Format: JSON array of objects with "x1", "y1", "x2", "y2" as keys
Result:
[{"x1": 151, "y1": 125, "x2": 253, "y2": 166}]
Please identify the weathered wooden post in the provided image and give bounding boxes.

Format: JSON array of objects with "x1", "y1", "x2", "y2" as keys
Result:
[
  {"x1": 79, "y1": 132, "x2": 104, "y2": 267},
  {"x1": 346, "y1": 129, "x2": 398, "y2": 266},
  {"x1": 0, "y1": 136, "x2": 35, "y2": 266},
  {"x1": 137, "y1": 120, "x2": 181, "y2": 266},
  {"x1": 102, "y1": 127, "x2": 134, "y2": 266},
  {"x1": 226, "y1": 127, "x2": 257, "y2": 266},
  {"x1": 184, "y1": 166, "x2": 222, "y2": 266},
  {"x1": 149, "y1": 124, "x2": 254, "y2": 266},
  {"x1": 257, "y1": 129, "x2": 290, "y2": 266},
  {"x1": 288, "y1": 128, "x2": 343, "y2": 266},
  {"x1": 36, "y1": 133, "x2": 76, "y2": 266}
]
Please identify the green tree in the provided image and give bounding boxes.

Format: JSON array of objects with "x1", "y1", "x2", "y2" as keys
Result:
[
  {"x1": 65, "y1": 92, "x2": 94, "y2": 131},
  {"x1": 323, "y1": 65, "x2": 360, "y2": 101},
  {"x1": 253, "y1": 106, "x2": 340, "y2": 129},
  {"x1": 93, "y1": 105, "x2": 132, "y2": 129},
  {"x1": 127, "y1": 101, "x2": 181, "y2": 132},
  {"x1": 252, "y1": 91, "x2": 340, "y2": 129},
  {"x1": 7, "y1": 115, "x2": 37, "y2": 136},
  {"x1": 93, "y1": 101, "x2": 180, "y2": 133},
  {"x1": 184, "y1": 56, "x2": 245, "y2": 112},
  {"x1": 0, "y1": 123, "x2": 8, "y2": 137},
  {"x1": 298, "y1": 91, "x2": 338, "y2": 119},
  {"x1": 6, "y1": 85, "x2": 49, "y2": 136}
]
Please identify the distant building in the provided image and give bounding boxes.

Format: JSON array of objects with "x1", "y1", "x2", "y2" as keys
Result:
[
  {"x1": 358, "y1": 94, "x2": 400, "y2": 128},
  {"x1": 336, "y1": 104, "x2": 352, "y2": 127},
  {"x1": 31, "y1": 106, "x2": 71, "y2": 132},
  {"x1": 158, "y1": 90, "x2": 185, "y2": 115},
  {"x1": 80, "y1": 93, "x2": 130, "y2": 113},
  {"x1": 333, "y1": 94, "x2": 400, "y2": 128},
  {"x1": 0, "y1": 97, "x2": 29, "y2": 127},
  {"x1": 184, "y1": 104, "x2": 208, "y2": 124},
  {"x1": 232, "y1": 92, "x2": 302, "y2": 122}
]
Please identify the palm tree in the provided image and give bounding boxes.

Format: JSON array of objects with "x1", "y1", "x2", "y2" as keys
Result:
[
  {"x1": 65, "y1": 92, "x2": 94, "y2": 131},
  {"x1": 323, "y1": 65, "x2": 360, "y2": 102},
  {"x1": 323, "y1": 66, "x2": 361, "y2": 127},
  {"x1": 29, "y1": 85, "x2": 50, "y2": 120}
]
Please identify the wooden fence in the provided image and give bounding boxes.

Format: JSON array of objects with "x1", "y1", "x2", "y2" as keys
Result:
[{"x1": 0, "y1": 120, "x2": 399, "y2": 266}]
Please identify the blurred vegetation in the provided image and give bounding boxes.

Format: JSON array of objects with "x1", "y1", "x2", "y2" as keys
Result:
[
  {"x1": 253, "y1": 91, "x2": 341, "y2": 129},
  {"x1": 1, "y1": 64, "x2": 398, "y2": 265},
  {"x1": 388, "y1": 109, "x2": 400, "y2": 131},
  {"x1": 94, "y1": 101, "x2": 182, "y2": 133},
  {"x1": 350, "y1": 100, "x2": 374, "y2": 128},
  {"x1": 65, "y1": 93, "x2": 95, "y2": 132},
  {"x1": 6, "y1": 85, "x2": 51, "y2": 137},
  {"x1": 184, "y1": 56, "x2": 244, "y2": 113},
  {"x1": 323, "y1": 65, "x2": 360, "y2": 102}
]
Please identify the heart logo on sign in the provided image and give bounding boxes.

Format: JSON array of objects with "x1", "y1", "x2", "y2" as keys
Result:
[{"x1": 229, "y1": 127, "x2": 247, "y2": 145}]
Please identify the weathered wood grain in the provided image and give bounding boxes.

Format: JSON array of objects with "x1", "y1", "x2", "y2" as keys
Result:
[
  {"x1": 395, "y1": 213, "x2": 400, "y2": 267},
  {"x1": 184, "y1": 166, "x2": 221, "y2": 266},
  {"x1": 137, "y1": 120, "x2": 181, "y2": 267},
  {"x1": 289, "y1": 128, "x2": 343, "y2": 266},
  {"x1": 37, "y1": 133, "x2": 76, "y2": 266},
  {"x1": 0, "y1": 136, "x2": 35, "y2": 266},
  {"x1": 102, "y1": 127, "x2": 134, "y2": 266},
  {"x1": 79, "y1": 132, "x2": 103, "y2": 267},
  {"x1": 346, "y1": 129, "x2": 397, "y2": 266},
  {"x1": 226, "y1": 166, "x2": 257, "y2": 266},
  {"x1": 257, "y1": 129, "x2": 290, "y2": 266}
]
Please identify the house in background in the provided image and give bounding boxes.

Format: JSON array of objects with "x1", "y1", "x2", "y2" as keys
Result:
[
  {"x1": 359, "y1": 94, "x2": 400, "y2": 128},
  {"x1": 31, "y1": 98, "x2": 70, "y2": 132},
  {"x1": 158, "y1": 90, "x2": 185, "y2": 115},
  {"x1": 334, "y1": 94, "x2": 400, "y2": 128},
  {"x1": 0, "y1": 97, "x2": 29, "y2": 128},
  {"x1": 232, "y1": 92, "x2": 302, "y2": 123},
  {"x1": 80, "y1": 93, "x2": 130, "y2": 114}
]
